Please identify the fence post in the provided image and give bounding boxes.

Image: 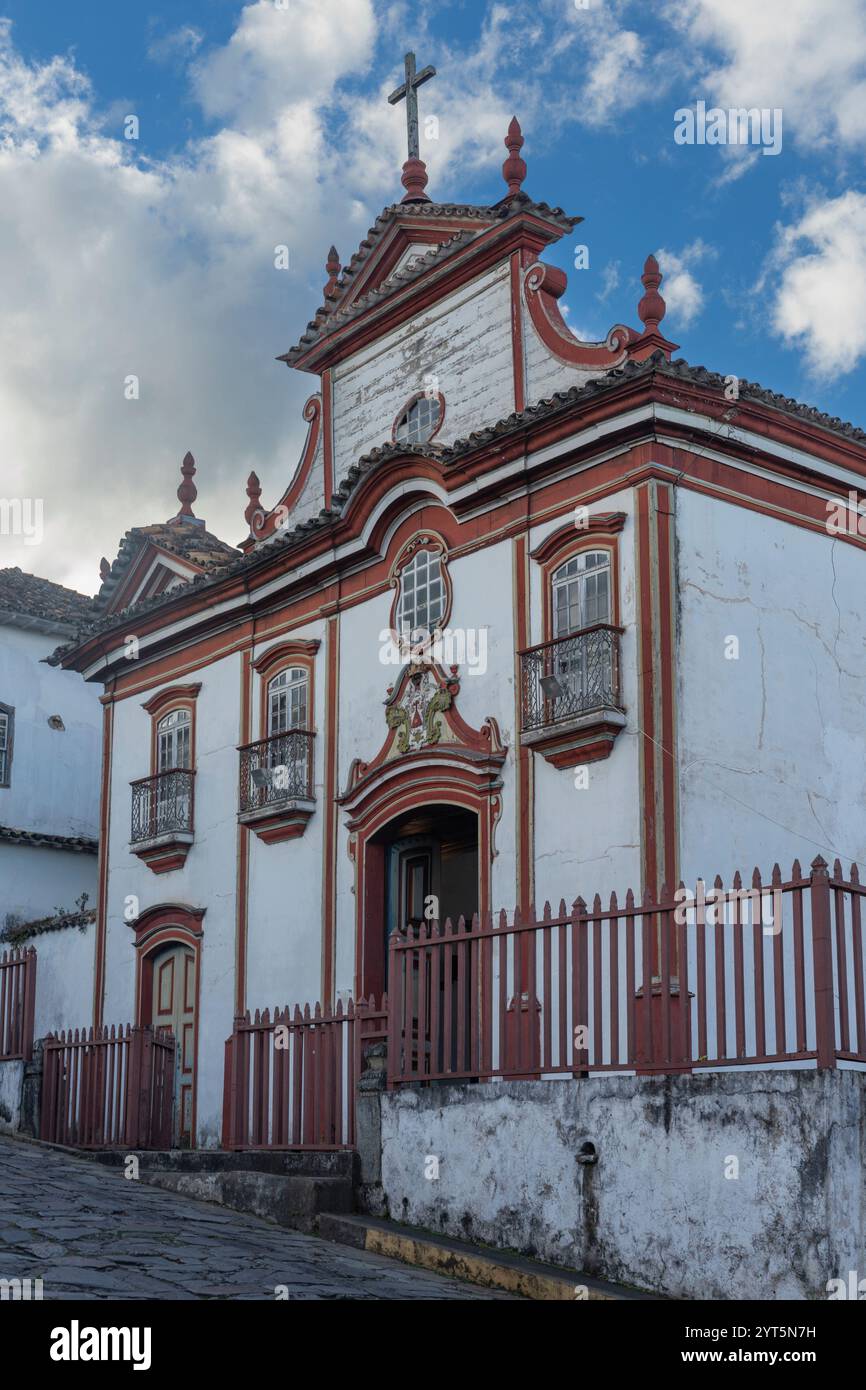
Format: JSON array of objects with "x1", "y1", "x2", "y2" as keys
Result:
[
  {"x1": 137, "y1": 1027, "x2": 155, "y2": 1146},
  {"x1": 810, "y1": 856, "x2": 837, "y2": 1070},
  {"x1": 124, "y1": 1025, "x2": 143, "y2": 1146},
  {"x1": 221, "y1": 1033, "x2": 234, "y2": 1147},
  {"x1": 386, "y1": 929, "x2": 403, "y2": 1089},
  {"x1": 21, "y1": 948, "x2": 36, "y2": 1062}
]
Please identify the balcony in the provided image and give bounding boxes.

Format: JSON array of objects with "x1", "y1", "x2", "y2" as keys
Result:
[
  {"x1": 130, "y1": 768, "x2": 195, "y2": 874},
  {"x1": 238, "y1": 729, "x2": 316, "y2": 843},
  {"x1": 519, "y1": 624, "x2": 626, "y2": 768}
]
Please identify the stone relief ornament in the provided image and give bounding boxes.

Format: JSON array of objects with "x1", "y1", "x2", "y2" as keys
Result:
[{"x1": 385, "y1": 665, "x2": 452, "y2": 753}]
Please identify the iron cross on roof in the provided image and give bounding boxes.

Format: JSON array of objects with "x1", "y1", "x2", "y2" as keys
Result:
[{"x1": 388, "y1": 51, "x2": 436, "y2": 161}]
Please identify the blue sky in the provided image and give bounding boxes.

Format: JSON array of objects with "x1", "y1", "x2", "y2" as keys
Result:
[{"x1": 2, "y1": 0, "x2": 866, "y2": 590}]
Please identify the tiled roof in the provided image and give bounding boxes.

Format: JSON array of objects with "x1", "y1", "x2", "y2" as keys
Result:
[
  {"x1": 93, "y1": 520, "x2": 240, "y2": 614},
  {"x1": 0, "y1": 567, "x2": 94, "y2": 632},
  {"x1": 52, "y1": 353, "x2": 866, "y2": 659},
  {"x1": 0, "y1": 825, "x2": 98, "y2": 854},
  {"x1": 280, "y1": 194, "x2": 581, "y2": 366}
]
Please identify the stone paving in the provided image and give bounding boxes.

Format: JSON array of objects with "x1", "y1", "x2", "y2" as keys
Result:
[{"x1": 0, "y1": 1136, "x2": 512, "y2": 1300}]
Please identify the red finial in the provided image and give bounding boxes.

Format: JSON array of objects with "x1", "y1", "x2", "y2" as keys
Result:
[
  {"x1": 638, "y1": 254, "x2": 666, "y2": 333},
  {"x1": 400, "y1": 157, "x2": 430, "y2": 202},
  {"x1": 502, "y1": 116, "x2": 527, "y2": 196},
  {"x1": 245, "y1": 471, "x2": 262, "y2": 529},
  {"x1": 177, "y1": 451, "x2": 197, "y2": 518},
  {"x1": 99, "y1": 557, "x2": 110, "y2": 583},
  {"x1": 323, "y1": 246, "x2": 341, "y2": 300}
]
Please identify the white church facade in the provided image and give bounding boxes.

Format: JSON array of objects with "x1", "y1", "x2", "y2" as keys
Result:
[{"x1": 49, "y1": 104, "x2": 866, "y2": 1149}]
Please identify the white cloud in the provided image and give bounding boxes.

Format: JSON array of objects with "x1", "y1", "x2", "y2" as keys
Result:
[
  {"x1": 654, "y1": 239, "x2": 716, "y2": 328},
  {"x1": 667, "y1": 0, "x2": 866, "y2": 152},
  {"x1": 0, "y1": 5, "x2": 557, "y2": 595},
  {"x1": 147, "y1": 26, "x2": 203, "y2": 66},
  {"x1": 765, "y1": 191, "x2": 866, "y2": 377},
  {"x1": 191, "y1": 0, "x2": 376, "y2": 126}
]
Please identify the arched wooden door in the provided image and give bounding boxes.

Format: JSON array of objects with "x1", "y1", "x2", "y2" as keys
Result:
[{"x1": 151, "y1": 944, "x2": 196, "y2": 1147}]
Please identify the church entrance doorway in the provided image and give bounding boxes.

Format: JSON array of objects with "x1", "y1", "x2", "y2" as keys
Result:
[{"x1": 361, "y1": 805, "x2": 478, "y2": 999}]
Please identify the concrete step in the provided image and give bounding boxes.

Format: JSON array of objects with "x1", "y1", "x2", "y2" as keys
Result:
[
  {"x1": 319, "y1": 1213, "x2": 658, "y2": 1301},
  {"x1": 143, "y1": 1168, "x2": 354, "y2": 1233},
  {"x1": 90, "y1": 1147, "x2": 356, "y2": 1180}
]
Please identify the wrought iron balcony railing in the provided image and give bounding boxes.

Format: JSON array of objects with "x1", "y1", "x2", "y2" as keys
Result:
[
  {"x1": 520, "y1": 624, "x2": 622, "y2": 733},
  {"x1": 130, "y1": 768, "x2": 195, "y2": 844},
  {"x1": 238, "y1": 730, "x2": 315, "y2": 814}
]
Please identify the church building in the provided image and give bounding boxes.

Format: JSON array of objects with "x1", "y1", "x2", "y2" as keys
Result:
[{"x1": 52, "y1": 66, "x2": 866, "y2": 1149}]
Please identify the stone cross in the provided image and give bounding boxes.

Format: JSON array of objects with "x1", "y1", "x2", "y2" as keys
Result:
[{"x1": 388, "y1": 51, "x2": 436, "y2": 161}]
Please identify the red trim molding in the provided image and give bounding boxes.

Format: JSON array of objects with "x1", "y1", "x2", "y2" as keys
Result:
[
  {"x1": 524, "y1": 261, "x2": 636, "y2": 368},
  {"x1": 141, "y1": 683, "x2": 201, "y2": 718},
  {"x1": 93, "y1": 697, "x2": 114, "y2": 1027},
  {"x1": 530, "y1": 512, "x2": 626, "y2": 566},
  {"x1": 635, "y1": 479, "x2": 679, "y2": 897},
  {"x1": 321, "y1": 616, "x2": 339, "y2": 1003},
  {"x1": 513, "y1": 535, "x2": 533, "y2": 915},
  {"x1": 242, "y1": 394, "x2": 323, "y2": 549},
  {"x1": 252, "y1": 638, "x2": 321, "y2": 675},
  {"x1": 323, "y1": 370, "x2": 334, "y2": 508}
]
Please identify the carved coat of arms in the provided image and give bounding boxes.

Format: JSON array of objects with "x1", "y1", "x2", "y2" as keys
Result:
[{"x1": 385, "y1": 666, "x2": 451, "y2": 753}]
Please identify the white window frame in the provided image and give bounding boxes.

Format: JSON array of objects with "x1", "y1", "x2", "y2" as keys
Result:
[
  {"x1": 396, "y1": 548, "x2": 446, "y2": 639},
  {"x1": 156, "y1": 708, "x2": 192, "y2": 772},
  {"x1": 394, "y1": 394, "x2": 442, "y2": 445}
]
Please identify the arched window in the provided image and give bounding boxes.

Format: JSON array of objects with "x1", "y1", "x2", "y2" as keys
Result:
[
  {"x1": 552, "y1": 549, "x2": 611, "y2": 636},
  {"x1": 396, "y1": 547, "x2": 446, "y2": 639},
  {"x1": 157, "y1": 708, "x2": 191, "y2": 771},
  {"x1": 267, "y1": 667, "x2": 309, "y2": 736},
  {"x1": 394, "y1": 393, "x2": 443, "y2": 445}
]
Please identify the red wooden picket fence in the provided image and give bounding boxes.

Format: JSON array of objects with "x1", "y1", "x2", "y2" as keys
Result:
[
  {"x1": 222, "y1": 996, "x2": 387, "y2": 1149},
  {"x1": 387, "y1": 856, "x2": 866, "y2": 1085},
  {"x1": 40, "y1": 1024, "x2": 175, "y2": 1149},
  {"x1": 0, "y1": 947, "x2": 36, "y2": 1061}
]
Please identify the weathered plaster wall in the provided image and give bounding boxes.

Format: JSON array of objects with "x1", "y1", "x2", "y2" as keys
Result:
[
  {"x1": 1, "y1": 842, "x2": 97, "y2": 932},
  {"x1": 676, "y1": 490, "x2": 866, "y2": 884},
  {"x1": 521, "y1": 272, "x2": 616, "y2": 407},
  {"x1": 331, "y1": 264, "x2": 514, "y2": 486},
  {"x1": 380, "y1": 1071, "x2": 866, "y2": 1299},
  {"x1": 27, "y1": 919, "x2": 96, "y2": 1039},
  {"x1": 0, "y1": 1059, "x2": 23, "y2": 1132}
]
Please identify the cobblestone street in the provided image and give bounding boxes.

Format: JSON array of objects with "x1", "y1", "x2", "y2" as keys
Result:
[{"x1": 0, "y1": 1137, "x2": 509, "y2": 1300}]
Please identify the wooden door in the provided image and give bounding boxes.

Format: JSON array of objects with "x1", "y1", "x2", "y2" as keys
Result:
[{"x1": 151, "y1": 945, "x2": 196, "y2": 1146}]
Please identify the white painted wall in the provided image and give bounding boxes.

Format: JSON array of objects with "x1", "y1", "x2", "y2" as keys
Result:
[
  {"x1": 245, "y1": 621, "x2": 327, "y2": 1013},
  {"x1": 0, "y1": 620, "x2": 100, "y2": 925},
  {"x1": 1, "y1": 842, "x2": 97, "y2": 930},
  {"x1": 102, "y1": 652, "x2": 242, "y2": 1147},
  {"x1": 0, "y1": 623, "x2": 100, "y2": 838},
  {"x1": 675, "y1": 490, "x2": 866, "y2": 886},
  {"x1": 528, "y1": 492, "x2": 642, "y2": 905},
  {"x1": 29, "y1": 920, "x2": 96, "y2": 1038}
]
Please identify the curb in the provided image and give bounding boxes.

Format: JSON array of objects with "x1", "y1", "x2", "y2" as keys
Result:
[{"x1": 318, "y1": 1212, "x2": 656, "y2": 1300}]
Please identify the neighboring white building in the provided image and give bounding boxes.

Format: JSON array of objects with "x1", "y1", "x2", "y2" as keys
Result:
[
  {"x1": 0, "y1": 567, "x2": 101, "y2": 929},
  {"x1": 54, "y1": 114, "x2": 866, "y2": 1149}
]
